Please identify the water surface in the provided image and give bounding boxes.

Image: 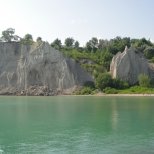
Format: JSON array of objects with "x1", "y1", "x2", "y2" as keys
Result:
[{"x1": 0, "y1": 96, "x2": 154, "y2": 154}]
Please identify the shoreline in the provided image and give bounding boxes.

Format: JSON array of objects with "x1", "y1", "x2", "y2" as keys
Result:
[
  {"x1": 0, "y1": 93, "x2": 154, "y2": 97},
  {"x1": 93, "y1": 93, "x2": 154, "y2": 97},
  {"x1": 61, "y1": 93, "x2": 154, "y2": 97}
]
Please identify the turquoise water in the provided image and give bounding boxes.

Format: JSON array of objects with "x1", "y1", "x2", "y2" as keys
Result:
[{"x1": 0, "y1": 96, "x2": 154, "y2": 154}]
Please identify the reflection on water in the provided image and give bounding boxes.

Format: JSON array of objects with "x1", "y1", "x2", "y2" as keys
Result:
[
  {"x1": 0, "y1": 96, "x2": 154, "y2": 153},
  {"x1": 111, "y1": 101, "x2": 119, "y2": 131},
  {"x1": 0, "y1": 149, "x2": 4, "y2": 154}
]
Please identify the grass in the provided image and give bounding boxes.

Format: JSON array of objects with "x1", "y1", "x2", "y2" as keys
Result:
[
  {"x1": 75, "y1": 86, "x2": 154, "y2": 95},
  {"x1": 118, "y1": 86, "x2": 154, "y2": 94}
]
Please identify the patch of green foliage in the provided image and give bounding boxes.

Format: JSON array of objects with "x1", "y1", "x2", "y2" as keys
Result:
[
  {"x1": 62, "y1": 48, "x2": 103, "y2": 63},
  {"x1": 20, "y1": 34, "x2": 34, "y2": 45},
  {"x1": 75, "y1": 87, "x2": 95, "y2": 95},
  {"x1": 149, "y1": 57, "x2": 154, "y2": 63},
  {"x1": 75, "y1": 81, "x2": 96, "y2": 95},
  {"x1": 118, "y1": 86, "x2": 154, "y2": 94},
  {"x1": 62, "y1": 48, "x2": 113, "y2": 76},
  {"x1": 144, "y1": 47, "x2": 154, "y2": 59},
  {"x1": 95, "y1": 73, "x2": 113, "y2": 90},
  {"x1": 95, "y1": 73, "x2": 129, "y2": 91},
  {"x1": 103, "y1": 87, "x2": 118, "y2": 94},
  {"x1": 138, "y1": 74, "x2": 151, "y2": 88}
]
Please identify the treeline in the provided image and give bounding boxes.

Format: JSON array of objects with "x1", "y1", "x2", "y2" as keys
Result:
[
  {"x1": 51, "y1": 36, "x2": 154, "y2": 61},
  {"x1": 58, "y1": 37, "x2": 154, "y2": 60},
  {"x1": 0, "y1": 28, "x2": 43, "y2": 45},
  {"x1": 50, "y1": 35, "x2": 154, "y2": 72},
  {"x1": 1, "y1": 28, "x2": 154, "y2": 60}
]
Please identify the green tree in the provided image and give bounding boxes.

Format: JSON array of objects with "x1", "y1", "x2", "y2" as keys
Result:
[
  {"x1": 64, "y1": 37, "x2": 74, "y2": 48},
  {"x1": 144, "y1": 47, "x2": 154, "y2": 59},
  {"x1": 98, "y1": 39, "x2": 109, "y2": 50},
  {"x1": 86, "y1": 41, "x2": 92, "y2": 52},
  {"x1": 24, "y1": 34, "x2": 33, "y2": 41},
  {"x1": 131, "y1": 38, "x2": 152, "y2": 49},
  {"x1": 96, "y1": 73, "x2": 113, "y2": 90},
  {"x1": 91, "y1": 37, "x2": 98, "y2": 47},
  {"x1": 101, "y1": 51, "x2": 113, "y2": 70},
  {"x1": 21, "y1": 34, "x2": 33, "y2": 44},
  {"x1": 109, "y1": 36, "x2": 130, "y2": 54},
  {"x1": 86, "y1": 37, "x2": 98, "y2": 52},
  {"x1": 138, "y1": 74, "x2": 150, "y2": 87},
  {"x1": 2, "y1": 28, "x2": 15, "y2": 42},
  {"x1": 0, "y1": 28, "x2": 20, "y2": 42},
  {"x1": 36, "y1": 37, "x2": 42, "y2": 42},
  {"x1": 112, "y1": 78, "x2": 129, "y2": 89},
  {"x1": 74, "y1": 41, "x2": 80, "y2": 49},
  {"x1": 51, "y1": 38, "x2": 62, "y2": 50}
]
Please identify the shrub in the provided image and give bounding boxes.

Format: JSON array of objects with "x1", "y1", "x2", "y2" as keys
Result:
[
  {"x1": 21, "y1": 34, "x2": 33, "y2": 45},
  {"x1": 95, "y1": 73, "x2": 129, "y2": 91},
  {"x1": 96, "y1": 73, "x2": 112, "y2": 90},
  {"x1": 83, "y1": 81, "x2": 95, "y2": 89},
  {"x1": 112, "y1": 78, "x2": 129, "y2": 89},
  {"x1": 103, "y1": 87, "x2": 118, "y2": 94},
  {"x1": 149, "y1": 57, "x2": 154, "y2": 63},
  {"x1": 138, "y1": 74, "x2": 150, "y2": 87},
  {"x1": 75, "y1": 87, "x2": 94, "y2": 95},
  {"x1": 144, "y1": 47, "x2": 154, "y2": 59}
]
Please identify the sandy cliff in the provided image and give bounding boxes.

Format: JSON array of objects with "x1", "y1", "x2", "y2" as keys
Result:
[
  {"x1": 0, "y1": 42, "x2": 93, "y2": 95},
  {"x1": 110, "y1": 47, "x2": 154, "y2": 85}
]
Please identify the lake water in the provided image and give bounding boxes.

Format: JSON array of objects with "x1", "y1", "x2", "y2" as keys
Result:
[{"x1": 0, "y1": 96, "x2": 154, "y2": 154}]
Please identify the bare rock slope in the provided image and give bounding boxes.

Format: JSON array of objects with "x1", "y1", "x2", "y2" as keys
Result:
[
  {"x1": 110, "y1": 47, "x2": 154, "y2": 85},
  {"x1": 0, "y1": 42, "x2": 93, "y2": 95}
]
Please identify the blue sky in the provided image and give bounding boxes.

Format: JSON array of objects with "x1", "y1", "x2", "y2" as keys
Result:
[{"x1": 0, "y1": 0, "x2": 154, "y2": 45}]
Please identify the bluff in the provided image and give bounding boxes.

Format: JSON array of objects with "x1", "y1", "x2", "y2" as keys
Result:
[
  {"x1": 0, "y1": 42, "x2": 93, "y2": 95},
  {"x1": 110, "y1": 47, "x2": 154, "y2": 85}
]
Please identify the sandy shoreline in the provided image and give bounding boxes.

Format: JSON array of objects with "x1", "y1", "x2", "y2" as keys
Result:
[
  {"x1": 61, "y1": 93, "x2": 154, "y2": 97},
  {"x1": 0, "y1": 93, "x2": 154, "y2": 97},
  {"x1": 94, "y1": 93, "x2": 154, "y2": 97}
]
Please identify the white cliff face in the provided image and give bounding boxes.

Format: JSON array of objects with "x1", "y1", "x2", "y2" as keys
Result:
[
  {"x1": 110, "y1": 47, "x2": 152, "y2": 85},
  {"x1": 0, "y1": 42, "x2": 93, "y2": 95}
]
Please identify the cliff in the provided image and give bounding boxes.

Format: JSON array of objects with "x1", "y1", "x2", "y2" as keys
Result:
[
  {"x1": 0, "y1": 42, "x2": 93, "y2": 95},
  {"x1": 110, "y1": 47, "x2": 154, "y2": 85}
]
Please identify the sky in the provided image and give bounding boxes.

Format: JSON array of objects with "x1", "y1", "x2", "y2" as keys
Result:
[{"x1": 0, "y1": 0, "x2": 154, "y2": 45}]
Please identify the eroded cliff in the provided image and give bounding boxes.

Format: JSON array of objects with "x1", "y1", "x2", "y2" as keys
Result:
[
  {"x1": 110, "y1": 47, "x2": 154, "y2": 85},
  {"x1": 0, "y1": 42, "x2": 93, "y2": 95}
]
